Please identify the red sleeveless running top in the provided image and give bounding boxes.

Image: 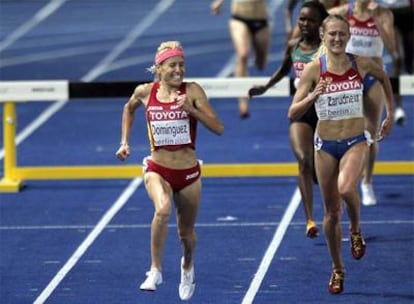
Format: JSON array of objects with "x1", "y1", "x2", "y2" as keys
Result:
[{"x1": 146, "y1": 82, "x2": 197, "y2": 152}]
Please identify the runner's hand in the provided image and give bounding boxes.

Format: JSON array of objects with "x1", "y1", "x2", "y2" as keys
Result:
[
  {"x1": 377, "y1": 116, "x2": 393, "y2": 141},
  {"x1": 248, "y1": 86, "x2": 267, "y2": 98},
  {"x1": 116, "y1": 143, "x2": 130, "y2": 161}
]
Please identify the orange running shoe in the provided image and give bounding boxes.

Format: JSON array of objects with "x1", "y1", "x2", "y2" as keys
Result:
[
  {"x1": 350, "y1": 231, "x2": 366, "y2": 260},
  {"x1": 306, "y1": 220, "x2": 319, "y2": 238},
  {"x1": 328, "y1": 270, "x2": 345, "y2": 294}
]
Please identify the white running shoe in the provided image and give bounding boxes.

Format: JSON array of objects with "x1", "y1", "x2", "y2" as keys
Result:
[
  {"x1": 394, "y1": 107, "x2": 406, "y2": 125},
  {"x1": 361, "y1": 183, "x2": 377, "y2": 206},
  {"x1": 179, "y1": 258, "x2": 195, "y2": 301},
  {"x1": 139, "y1": 268, "x2": 162, "y2": 291}
]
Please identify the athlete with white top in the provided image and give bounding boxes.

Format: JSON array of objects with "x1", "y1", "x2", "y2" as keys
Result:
[
  {"x1": 288, "y1": 14, "x2": 393, "y2": 294},
  {"x1": 116, "y1": 41, "x2": 224, "y2": 300},
  {"x1": 378, "y1": 0, "x2": 413, "y2": 125},
  {"x1": 329, "y1": 0, "x2": 396, "y2": 206}
]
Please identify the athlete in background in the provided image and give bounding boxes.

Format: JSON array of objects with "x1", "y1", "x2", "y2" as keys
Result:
[
  {"x1": 377, "y1": 0, "x2": 413, "y2": 125},
  {"x1": 285, "y1": 0, "x2": 347, "y2": 40},
  {"x1": 211, "y1": 0, "x2": 271, "y2": 118},
  {"x1": 249, "y1": 1, "x2": 329, "y2": 238}
]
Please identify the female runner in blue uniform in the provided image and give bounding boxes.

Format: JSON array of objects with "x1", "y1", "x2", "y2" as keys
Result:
[
  {"x1": 288, "y1": 14, "x2": 393, "y2": 294},
  {"x1": 329, "y1": 0, "x2": 397, "y2": 206}
]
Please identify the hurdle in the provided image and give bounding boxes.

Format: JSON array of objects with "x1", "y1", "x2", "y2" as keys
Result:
[{"x1": 1, "y1": 76, "x2": 413, "y2": 192}]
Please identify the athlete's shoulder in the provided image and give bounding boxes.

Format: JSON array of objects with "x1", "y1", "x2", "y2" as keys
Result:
[
  {"x1": 377, "y1": 6, "x2": 393, "y2": 19},
  {"x1": 301, "y1": 58, "x2": 321, "y2": 81},
  {"x1": 328, "y1": 3, "x2": 348, "y2": 15},
  {"x1": 287, "y1": 37, "x2": 300, "y2": 49},
  {"x1": 131, "y1": 82, "x2": 154, "y2": 104},
  {"x1": 307, "y1": 58, "x2": 321, "y2": 69},
  {"x1": 135, "y1": 82, "x2": 154, "y2": 95}
]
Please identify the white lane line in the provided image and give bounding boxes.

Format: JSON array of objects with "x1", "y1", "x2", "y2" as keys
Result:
[
  {"x1": 106, "y1": 43, "x2": 234, "y2": 75},
  {"x1": 2, "y1": 219, "x2": 412, "y2": 231},
  {"x1": 30, "y1": 2, "x2": 174, "y2": 302},
  {"x1": 83, "y1": 0, "x2": 175, "y2": 81},
  {"x1": 216, "y1": 0, "x2": 294, "y2": 302},
  {"x1": 0, "y1": 44, "x2": 112, "y2": 68},
  {"x1": 33, "y1": 177, "x2": 143, "y2": 304},
  {"x1": 0, "y1": 1, "x2": 172, "y2": 161},
  {"x1": 240, "y1": 0, "x2": 297, "y2": 299},
  {"x1": 0, "y1": 0, "x2": 68, "y2": 52},
  {"x1": 241, "y1": 187, "x2": 302, "y2": 304}
]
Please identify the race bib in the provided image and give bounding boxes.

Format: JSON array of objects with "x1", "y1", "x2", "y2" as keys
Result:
[{"x1": 150, "y1": 119, "x2": 191, "y2": 146}]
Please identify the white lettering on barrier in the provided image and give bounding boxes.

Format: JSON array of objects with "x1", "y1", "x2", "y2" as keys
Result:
[
  {"x1": 185, "y1": 77, "x2": 290, "y2": 98},
  {"x1": 0, "y1": 80, "x2": 69, "y2": 102},
  {"x1": 400, "y1": 75, "x2": 414, "y2": 96},
  {"x1": 0, "y1": 76, "x2": 412, "y2": 102}
]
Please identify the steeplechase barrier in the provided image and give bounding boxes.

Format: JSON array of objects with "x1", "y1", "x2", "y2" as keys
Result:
[{"x1": 1, "y1": 76, "x2": 413, "y2": 192}]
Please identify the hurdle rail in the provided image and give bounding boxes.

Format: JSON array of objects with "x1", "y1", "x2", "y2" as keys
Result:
[{"x1": 1, "y1": 76, "x2": 413, "y2": 192}]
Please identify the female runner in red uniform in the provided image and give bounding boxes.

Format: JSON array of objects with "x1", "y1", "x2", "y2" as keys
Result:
[{"x1": 116, "y1": 41, "x2": 224, "y2": 300}]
